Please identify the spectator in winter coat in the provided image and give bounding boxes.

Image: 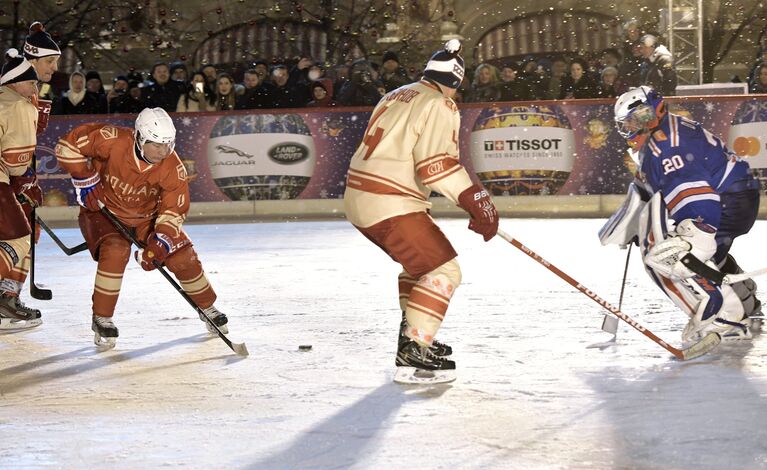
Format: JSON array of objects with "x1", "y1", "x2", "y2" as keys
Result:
[
  {"x1": 379, "y1": 51, "x2": 411, "y2": 92},
  {"x1": 169, "y1": 61, "x2": 188, "y2": 83},
  {"x1": 266, "y1": 65, "x2": 306, "y2": 109},
  {"x1": 54, "y1": 71, "x2": 105, "y2": 115},
  {"x1": 498, "y1": 63, "x2": 534, "y2": 102},
  {"x1": 84, "y1": 71, "x2": 108, "y2": 113},
  {"x1": 559, "y1": 58, "x2": 600, "y2": 99},
  {"x1": 336, "y1": 59, "x2": 384, "y2": 107},
  {"x1": 639, "y1": 34, "x2": 677, "y2": 96},
  {"x1": 466, "y1": 63, "x2": 501, "y2": 103},
  {"x1": 111, "y1": 80, "x2": 145, "y2": 114},
  {"x1": 235, "y1": 69, "x2": 276, "y2": 110},
  {"x1": 107, "y1": 75, "x2": 129, "y2": 113},
  {"x1": 214, "y1": 73, "x2": 237, "y2": 111},
  {"x1": 307, "y1": 79, "x2": 336, "y2": 107},
  {"x1": 547, "y1": 56, "x2": 569, "y2": 100},
  {"x1": 750, "y1": 63, "x2": 767, "y2": 94},
  {"x1": 177, "y1": 72, "x2": 216, "y2": 112},
  {"x1": 142, "y1": 62, "x2": 185, "y2": 113},
  {"x1": 597, "y1": 66, "x2": 620, "y2": 98}
]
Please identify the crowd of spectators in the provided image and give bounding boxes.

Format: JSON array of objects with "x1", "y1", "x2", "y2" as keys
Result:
[{"x1": 46, "y1": 25, "x2": 767, "y2": 115}]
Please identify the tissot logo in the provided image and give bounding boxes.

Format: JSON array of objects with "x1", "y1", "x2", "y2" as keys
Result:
[
  {"x1": 483, "y1": 139, "x2": 563, "y2": 151},
  {"x1": 268, "y1": 142, "x2": 309, "y2": 164}
]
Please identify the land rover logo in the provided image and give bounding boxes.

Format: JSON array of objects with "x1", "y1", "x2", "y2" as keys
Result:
[{"x1": 268, "y1": 142, "x2": 309, "y2": 164}]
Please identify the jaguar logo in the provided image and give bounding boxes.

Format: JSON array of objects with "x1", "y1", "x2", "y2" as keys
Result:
[
  {"x1": 215, "y1": 145, "x2": 254, "y2": 159},
  {"x1": 268, "y1": 142, "x2": 309, "y2": 164}
]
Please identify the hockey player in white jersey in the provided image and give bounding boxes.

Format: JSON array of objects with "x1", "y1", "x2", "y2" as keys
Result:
[{"x1": 344, "y1": 40, "x2": 499, "y2": 384}]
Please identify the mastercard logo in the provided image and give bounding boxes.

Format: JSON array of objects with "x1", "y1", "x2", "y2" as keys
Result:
[{"x1": 732, "y1": 136, "x2": 762, "y2": 157}]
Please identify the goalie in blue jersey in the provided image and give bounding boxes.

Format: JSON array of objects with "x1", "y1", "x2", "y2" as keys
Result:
[{"x1": 601, "y1": 86, "x2": 761, "y2": 341}]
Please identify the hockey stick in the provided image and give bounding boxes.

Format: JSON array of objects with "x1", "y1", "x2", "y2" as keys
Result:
[
  {"x1": 35, "y1": 215, "x2": 88, "y2": 256},
  {"x1": 99, "y1": 207, "x2": 248, "y2": 357},
  {"x1": 497, "y1": 229, "x2": 721, "y2": 360},
  {"x1": 29, "y1": 154, "x2": 52, "y2": 301}
]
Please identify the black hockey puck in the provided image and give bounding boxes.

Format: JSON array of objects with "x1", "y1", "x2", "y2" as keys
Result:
[{"x1": 298, "y1": 344, "x2": 312, "y2": 351}]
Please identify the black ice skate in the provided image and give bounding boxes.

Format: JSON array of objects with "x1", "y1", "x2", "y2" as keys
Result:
[
  {"x1": 199, "y1": 306, "x2": 228, "y2": 334},
  {"x1": 92, "y1": 315, "x2": 118, "y2": 350},
  {"x1": 0, "y1": 292, "x2": 42, "y2": 331},
  {"x1": 398, "y1": 316, "x2": 452, "y2": 358},
  {"x1": 394, "y1": 339, "x2": 456, "y2": 384}
]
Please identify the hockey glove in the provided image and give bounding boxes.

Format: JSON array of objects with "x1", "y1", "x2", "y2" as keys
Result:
[
  {"x1": 10, "y1": 167, "x2": 43, "y2": 207},
  {"x1": 645, "y1": 219, "x2": 717, "y2": 281},
  {"x1": 135, "y1": 232, "x2": 174, "y2": 271},
  {"x1": 71, "y1": 172, "x2": 106, "y2": 211},
  {"x1": 458, "y1": 184, "x2": 498, "y2": 241},
  {"x1": 36, "y1": 99, "x2": 52, "y2": 135}
]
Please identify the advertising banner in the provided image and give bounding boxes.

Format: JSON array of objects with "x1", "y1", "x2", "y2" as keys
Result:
[{"x1": 35, "y1": 95, "x2": 767, "y2": 207}]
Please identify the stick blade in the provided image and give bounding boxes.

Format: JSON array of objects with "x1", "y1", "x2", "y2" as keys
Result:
[
  {"x1": 231, "y1": 341, "x2": 249, "y2": 357},
  {"x1": 30, "y1": 285, "x2": 52, "y2": 300},
  {"x1": 680, "y1": 332, "x2": 721, "y2": 360}
]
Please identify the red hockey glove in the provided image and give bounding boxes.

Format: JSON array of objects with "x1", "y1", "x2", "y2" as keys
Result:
[
  {"x1": 36, "y1": 99, "x2": 52, "y2": 135},
  {"x1": 10, "y1": 168, "x2": 43, "y2": 207},
  {"x1": 71, "y1": 172, "x2": 106, "y2": 211},
  {"x1": 135, "y1": 232, "x2": 174, "y2": 271},
  {"x1": 458, "y1": 184, "x2": 498, "y2": 241}
]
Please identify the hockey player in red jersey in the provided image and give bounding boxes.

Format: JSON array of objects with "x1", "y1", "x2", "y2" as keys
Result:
[
  {"x1": 0, "y1": 50, "x2": 43, "y2": 329},
  {"x1": 55, "y1": 108, "x2": 229, "y2": 349},
  {"x1": 344, "y1": 40, "x2": 499, "y2": 383}
]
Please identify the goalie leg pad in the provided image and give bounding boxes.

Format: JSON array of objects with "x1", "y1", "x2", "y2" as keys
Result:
[
  {"x1": 404, "y1": 258, "x2": 461, "y2": 347},
  {"x1": 719, "y1": 254, "x2": 761, "y2": 317}
]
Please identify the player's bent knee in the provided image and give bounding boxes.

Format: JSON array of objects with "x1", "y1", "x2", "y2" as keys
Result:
[
  {"x1": 0, "y1": 236, "x2": 31, "y2": 271},
  {"x1": 419, "y1": 258, "x2": 461, "y2": 297},
  {"x1": 164, "y1": 245, "x2": 200, "y2": 272},
  {"x1": 99, "y1": 235, "x2": 131, "y2": 265}
]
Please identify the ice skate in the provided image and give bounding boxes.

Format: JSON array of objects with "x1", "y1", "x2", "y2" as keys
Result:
[
  {"x1": 199, "y1": 306, "x2": 228, "y2": 334},
  {"x1": 398, "y1": 316, "x2": 452, "y2": 358},
  {"x1": 0, "y1": 292, "x2": 42, "y2": 331},
  {"x1": 394, "y1": 339, "x2": 456, "y2": 384},
  {"x1": 92, "y1": 315, "x2": 118, "y2": 350},
  {"x1": 684, "y1": 316, "x2": 751, "y2": 343}
]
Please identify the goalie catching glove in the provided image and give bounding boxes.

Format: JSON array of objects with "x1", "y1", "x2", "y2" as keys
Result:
[
  {"x1": 458, "y1": 184, "x2": 498, "y2": 241},
  {"x1": 645, "y1": 219, "x2": 717, "y2": 281},
  {"x1": 71, "y1": 172, "x2": 106, "y2": 211}
]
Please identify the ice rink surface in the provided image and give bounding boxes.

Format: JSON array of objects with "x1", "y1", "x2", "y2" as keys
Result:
[{"x1": 1, "y1": 218, "x2": 767, "y2": 469}]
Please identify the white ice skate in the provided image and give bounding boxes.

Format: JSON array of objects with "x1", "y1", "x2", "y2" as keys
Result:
[
  {"x1": 199, "y1": 306, "x2": 228, "y2": 335},
  {"x1": 92, "y1": 315, "x2": 118, "y2": 350}
]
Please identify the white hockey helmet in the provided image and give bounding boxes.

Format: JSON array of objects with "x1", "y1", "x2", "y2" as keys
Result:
[
  {"x1": 135, "y1": 107, "x2": 176, "y2": 160},
  {"x1": 614, "y1": 85, "x2": 666, "y2": 149}
]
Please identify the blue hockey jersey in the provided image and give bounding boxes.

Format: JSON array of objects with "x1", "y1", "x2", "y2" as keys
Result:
[{"x1": 635, "y1": 113, "x2": 752, "y2": 230}]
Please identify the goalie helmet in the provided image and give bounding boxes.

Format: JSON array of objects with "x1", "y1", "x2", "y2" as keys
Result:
[
  {"x1": 614, "y1": 86, "x2": 667, "y2": 150},
  {"x1": 135, "y1": 107, "x2": 176, "y2": 162}
]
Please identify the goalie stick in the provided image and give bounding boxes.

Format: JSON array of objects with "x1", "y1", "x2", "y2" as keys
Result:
[
  {"x1": 36, "y1": 215, "x2": 88, "y2": 256},
  {"x1": 99, "y1": 206, "x2": 248, "y2": 357},
  {"x1": 497, "y1": 229, "x2": 721, "y2": 360}
]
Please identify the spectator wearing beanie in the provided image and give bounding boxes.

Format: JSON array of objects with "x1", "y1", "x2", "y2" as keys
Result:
[
  {"x1": 499, "y1": 63, "x2": 534, "y2": 102},
  {"x1": 85, "y1": 71, "x2": 108, "y2": 113},
  {"x1": 169, "y1": 61, "x2": 188, "y2": 84},
  {"x1": 307, "y1": 79, "x2": 336, "y2": 107},
  {"x1": 380, "y1": 50, "x2": 411, "y2": 92}
]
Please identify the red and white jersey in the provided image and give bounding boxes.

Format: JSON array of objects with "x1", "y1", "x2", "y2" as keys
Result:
[
  {"x1": 344, "y1": 80, "x2": 473, "y2": 227},
  {"x1": 0, "y1": 86, "x2": 37, "y2": 184},
  {"x1": 55, "y1": 123, "x2": 190, "y2": 240}
]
